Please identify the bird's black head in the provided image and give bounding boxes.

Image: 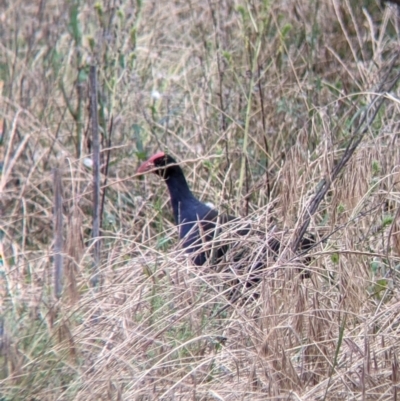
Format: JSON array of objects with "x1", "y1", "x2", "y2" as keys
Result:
[{"x1": 137, "y1": 152, "x2": 181, "y2": 179}]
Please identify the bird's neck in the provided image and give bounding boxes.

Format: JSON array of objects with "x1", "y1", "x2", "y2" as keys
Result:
[{"x1": 164, "y1": 172, "x2": 197, "y2": 224}]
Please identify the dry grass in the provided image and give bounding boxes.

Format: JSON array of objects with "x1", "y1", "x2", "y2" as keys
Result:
[{"x1": 1, "y1": 0, "x2": 400, "y2": 399}]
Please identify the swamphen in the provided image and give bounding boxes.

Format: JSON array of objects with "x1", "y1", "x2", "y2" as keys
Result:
[{"x1": 137, "y1": 152, "x2": 281, "y2": 269}]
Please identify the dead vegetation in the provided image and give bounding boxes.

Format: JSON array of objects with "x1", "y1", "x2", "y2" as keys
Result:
[{"x1": 1, "y1": 0, "x2": 400, "y2": 399}]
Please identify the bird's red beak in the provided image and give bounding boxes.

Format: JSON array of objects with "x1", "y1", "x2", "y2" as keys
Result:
[{"x1": 137, "y1": 151, "x2": 165, "y2": 174}]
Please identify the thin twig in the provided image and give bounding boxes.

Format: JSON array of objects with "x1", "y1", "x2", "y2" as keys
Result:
[
  {"x1": 90, "y1": 65, "x2": 101, "y2": 288},
  {"x1": 257, "y1": 61, "x2": 271, "y2": 199},
  {"x1": 53, "y1": 168, "x2": 63, "y2": 299},
  {"x1": 100, "y1": 117, "x2": 112, "y2": 229}
]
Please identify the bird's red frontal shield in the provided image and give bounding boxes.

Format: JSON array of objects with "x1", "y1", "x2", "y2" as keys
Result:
[{"x1": 137, "y1": 151, "x2": 166, "y2": 173}]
